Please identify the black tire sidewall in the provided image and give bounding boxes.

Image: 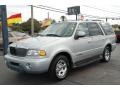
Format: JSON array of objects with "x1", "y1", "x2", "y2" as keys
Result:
[
  {"x1": 49, "y1": 55, "x2": 70, "y2": 80},
  {"x1": 103, "y1": 46, "x2": 111, "y2": 62}
]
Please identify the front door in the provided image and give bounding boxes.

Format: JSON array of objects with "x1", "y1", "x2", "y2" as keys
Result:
[{"x1": 72, "y1": 22, "x2": 93, "y2": 63}]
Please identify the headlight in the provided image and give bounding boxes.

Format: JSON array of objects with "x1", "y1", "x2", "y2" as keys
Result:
[{"x1": 27, "y1": 49, "x2": 46, "y2": 56}]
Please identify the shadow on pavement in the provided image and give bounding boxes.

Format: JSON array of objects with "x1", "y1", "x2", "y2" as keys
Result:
[{"x1": 15, "y1": 73, "x2": 58, "y2": 85}]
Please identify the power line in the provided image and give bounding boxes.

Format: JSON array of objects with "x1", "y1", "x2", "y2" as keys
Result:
[
  {"x1": 38, "y1": 5, "x2": 66, "y2": 12},
  {"x1": 37, "y1": 5, "x2": 102, "y2": 18},
  {"x1": 38, "y1": 4, "x2": 120, "y2": 17},
  {"x1": 81, "y1": 4, "x2": 120, "y2": 15},
  {"x1": 32, "y1": 5, "x2": 118, "y2": 19},
  {"x1": 83, "y1": 14, "x2": 101, "y2": 18},
  {"x1": 33, "y1": 5, "x2": 67, "y2": 14},
  {"x1": 33, "y1": 5, "x2": 102, "y2": 18}
]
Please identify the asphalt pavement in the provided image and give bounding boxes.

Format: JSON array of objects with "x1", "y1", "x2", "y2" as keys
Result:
[{"x1": 0, "y1": 44, "x2": 120, "y2": 85}]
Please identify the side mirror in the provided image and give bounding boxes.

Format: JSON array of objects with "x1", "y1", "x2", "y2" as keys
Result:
[{"x1": 74, "y1": 31, "x2": 86, "y2": 39}]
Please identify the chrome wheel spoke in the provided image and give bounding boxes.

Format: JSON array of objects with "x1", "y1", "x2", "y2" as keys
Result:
[
  {"x1": 105, "y1": 49, "x2": 110, "y2": 61},
  {"x1": 56, "y1": 59, "x2": 67, "y2": 78}
]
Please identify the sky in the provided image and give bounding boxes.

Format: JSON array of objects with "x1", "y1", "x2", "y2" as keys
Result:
[{"x1": 1, "y1": 0, "x2": 120, "y2": 24}]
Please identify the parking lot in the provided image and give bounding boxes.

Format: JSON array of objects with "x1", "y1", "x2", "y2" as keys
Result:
[{"x1": 0, "y1": 44, "x2": 120, "y2": 85}]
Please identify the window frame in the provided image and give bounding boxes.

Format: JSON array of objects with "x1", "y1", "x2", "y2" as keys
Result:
[
  {"x1": 75, "y1": 22, "x2": 90, "y2": 37},
  {"x1": 100, "y1": 23, "x2": 114, "y2": 35},
  {"x1": 87, "y1": 22, "x2": 104, "y2": 36}
]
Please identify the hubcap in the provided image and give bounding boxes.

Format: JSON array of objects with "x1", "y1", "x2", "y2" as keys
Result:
[
  {"x1": 56, "y1": 59, "x2": 67, "y2": 79},
  {"x1": 105, "y1": 48, "x2": 110, "y2": 61}
]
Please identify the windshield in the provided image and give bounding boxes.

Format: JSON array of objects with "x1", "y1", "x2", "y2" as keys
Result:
[{"x1": 39, "y1": 22, "x2": 77, "y2": 37}]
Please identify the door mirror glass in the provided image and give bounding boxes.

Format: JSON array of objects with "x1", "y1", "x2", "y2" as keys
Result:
[{"x1": 75, "y1": 31, "x2": 86, "y2": 39}]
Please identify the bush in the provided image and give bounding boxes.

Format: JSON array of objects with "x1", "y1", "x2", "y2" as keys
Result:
[{"x1": 21, "y1": 18, "x2": 42, "y2": 34}]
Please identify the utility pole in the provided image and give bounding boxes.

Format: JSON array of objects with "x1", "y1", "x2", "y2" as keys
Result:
[
  {"x1": 0, "y1": 5, "x2": 8, "y2": 55},
  {"x1": 106, "y1": 18, "x2": 108, "y2": 22},
  {"x1": 31, "y1": 5, "x2": 34, "y2": 36},
  {"x1": 48, "y1": 12, "x2": 49, "y2": 19}
]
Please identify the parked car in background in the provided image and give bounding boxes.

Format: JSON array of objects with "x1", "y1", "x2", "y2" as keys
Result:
[
  {"x1": 115, "y1": 31, "x2": 120, "y2": 43},
  {"x1": 5, "y1": 21, "x2": 116, "y2": 80},
  {"x1": 0, "y1": 31, "x2": 30, "y2": 49}
]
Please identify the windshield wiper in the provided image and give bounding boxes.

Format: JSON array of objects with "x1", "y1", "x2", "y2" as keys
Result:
[{"x1": 46, "y1": 34, "x2": 62, "y2": 37}]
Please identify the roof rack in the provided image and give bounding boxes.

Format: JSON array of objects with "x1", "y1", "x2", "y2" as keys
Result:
[{"x1": 85, "y1": 19, "x2": 102, "y2": 21}]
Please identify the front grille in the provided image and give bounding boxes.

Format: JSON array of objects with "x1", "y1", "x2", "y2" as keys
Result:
[
  {"x1": 10, "y1": 62, "x2": 19, "y2": 66},
  {"x1": 10, "y1": 47, "x2": 27, "y2": 57}
]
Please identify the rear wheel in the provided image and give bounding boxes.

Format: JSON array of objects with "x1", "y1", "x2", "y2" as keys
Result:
[
  {"x1": 49, "y1": 55, "x2": 70, "y2": 80},
  {"x1": 101, "y1": 46, "x2": 111, "y2": 62}
]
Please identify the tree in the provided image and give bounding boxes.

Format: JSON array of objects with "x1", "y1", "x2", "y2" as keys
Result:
[
  {"x1": 112, "y1": 24, "x2": 118, "y2": 31},
  {"x1": 10, "y1": 23, "x2": 22, "y2": 32},
  {"x1": 60, "y1": 16, "x2": 67, "y2": 21},
  {"x1": 118, "y1": 25, "x2": 120, "y2": 31},
  {"x1": 21, "y1": 18, "x2": 41, "y2": 34},
  {"x1": 52, "y1": 19, "x2": 56, "y2": 24},
  {"x1": 112, "y1": 24, "x2": 120, "y2": 31}
]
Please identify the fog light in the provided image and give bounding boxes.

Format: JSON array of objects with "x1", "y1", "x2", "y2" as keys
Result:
[{"x1": 25, "y1": 63, "x2": 31, "y2": 70}]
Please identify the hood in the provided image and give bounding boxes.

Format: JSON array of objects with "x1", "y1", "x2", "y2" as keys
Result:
[{"x1": 10, "y1": 36, "x2": 64, "y2": 49}]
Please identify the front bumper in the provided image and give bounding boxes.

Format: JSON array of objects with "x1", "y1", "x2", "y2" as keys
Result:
[{"x1": 4, "y1": 55, "x2": 51, "y2": 73}]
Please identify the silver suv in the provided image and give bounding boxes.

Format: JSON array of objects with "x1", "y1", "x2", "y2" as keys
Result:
[{"x1": 5, "y1": 21, "x2": 116, "y2": 80}]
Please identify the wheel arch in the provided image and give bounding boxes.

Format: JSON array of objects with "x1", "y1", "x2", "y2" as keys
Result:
[
  {"x1": 48, "y1": 51, "x2": 73, "y2": 70},
  {"x1": 105, "y1": 43, "x2": 112, "y2": 51}
]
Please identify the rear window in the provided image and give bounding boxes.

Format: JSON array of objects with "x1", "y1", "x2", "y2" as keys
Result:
[{"x1": 100, "y1": 23, "x2": 114, "y2": 35}]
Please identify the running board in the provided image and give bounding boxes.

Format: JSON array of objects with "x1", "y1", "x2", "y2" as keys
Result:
[{"x1": 73, "y1": 55, "x2": 103, "y2": 68}]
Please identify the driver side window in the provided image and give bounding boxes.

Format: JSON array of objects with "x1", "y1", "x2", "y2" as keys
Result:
[{"x1": 76, "y1": 23, "x2": 89, "y2": 36}]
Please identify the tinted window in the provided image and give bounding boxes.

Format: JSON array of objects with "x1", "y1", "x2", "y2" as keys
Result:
[
  {"x1": 100, "y1": 23, "x2": 114, "y2": 35},
  {"x1": 88, "y1": 23, "x2": 103, "y2": 36},
  {"x1": 76, "y1": 23, "x2": 89, "y2": 36}
]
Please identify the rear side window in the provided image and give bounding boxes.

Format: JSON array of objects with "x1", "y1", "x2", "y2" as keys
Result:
[
  {"x1": 100, "y1": 23, "x2": 114, "y2": 35},
  {"x1": 88, "y1": 23, "x2": 103, "y2": 36}
]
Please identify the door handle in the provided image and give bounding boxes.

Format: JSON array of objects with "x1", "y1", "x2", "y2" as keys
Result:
[
  {"x1": 101, "y1": 38, "x2": 105, "y2": 41},
  {"x1": 88, "y1": 40, "x2": 92, "y2": 43}
]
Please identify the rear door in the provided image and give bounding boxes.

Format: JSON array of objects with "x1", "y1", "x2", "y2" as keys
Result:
[{"x1": 87, "y1": 22, "x2": 106, "y2": 56}]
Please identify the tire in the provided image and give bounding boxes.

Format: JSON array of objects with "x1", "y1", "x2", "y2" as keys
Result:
[
  {"x1": 49, "y1": 55, "x2": 70, "y2": 80},
  {"x1": 101, "y1": 46, "x2": 111, "y2": 62}
]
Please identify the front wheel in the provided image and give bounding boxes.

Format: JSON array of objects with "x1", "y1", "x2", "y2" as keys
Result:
[
  {"x1": 49, "y1": 55, "x2": 70, "y2": 80},
  {"x1": 101, "y1": 46, "x2": 111, "y2": 62}
]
